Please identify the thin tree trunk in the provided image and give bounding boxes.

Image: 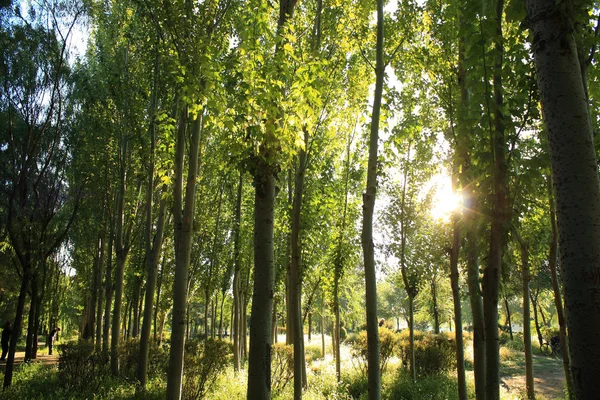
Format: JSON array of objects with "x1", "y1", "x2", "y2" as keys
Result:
[
  {"x1": 408, "y1": 295, "x2": 416, "y2": 382},
  {"x1": 232, "y1": 172, "x2": 243, "y2": 371},
  {"x1": 504, "y1": 297, "x2": 513, "y2": 341},
  {"x1": 291, "y1": 129, "x2": 309, "y2": 398},
  {"x1": 527, "y1": 2, "x2": 600, "y2": 395},
  {"x1": 361, "y1": 0, "x2": 384, "y2": 396},
  {"x1": 103, "y1": 216, "x2": 114, "y2": 359},
  {"x1": 96, "y1": 235, "x2": 106, "y2": 353},
  {"x1": 431, "y1": 276, "x2": 440, "y2": 334},
  {"x1": 219, "y1": 292, "x2": 226, "y2": 339},
  {"x1": 530, "y1": 290, "x2": 543, "y2": 348},
  {"x1": 518, "y1": 237, "x2": 534, "y2": 400},
  {"x1": 3, "y1": 268, "x2": 31, "y2": 388},
  {"x1": 166, "y1": 108, "x2": 203, "y2": 400},
  {"x1": 547, "y1": 176, "x2": 574, "y2": 397},
  {"x1": 449, "y1": 170, "x2": 467, "y2": 400}
]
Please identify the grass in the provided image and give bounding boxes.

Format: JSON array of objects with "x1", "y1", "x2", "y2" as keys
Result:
[{"x1": 0, "y1": 334, "x2": 568, "y2": 400}]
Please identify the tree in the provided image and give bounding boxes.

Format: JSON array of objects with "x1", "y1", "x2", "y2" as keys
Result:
[{"x1": 527, "y1": 0, "x2": 600, "y2": 396}]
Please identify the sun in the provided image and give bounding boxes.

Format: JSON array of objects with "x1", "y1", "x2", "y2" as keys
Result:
[{"x1": 429, "y1": 174, "x2": 462, "y2": 221}]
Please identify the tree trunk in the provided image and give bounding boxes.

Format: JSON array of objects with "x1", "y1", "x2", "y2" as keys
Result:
[
  {"x1": 530, "y1": 290, "x2": 544, "y2": 348},
  {"x1": 361, "y1": 0, "x2": 384, "y2": 397},
  {"x1": 547, "y1": 176, "x2": 574, "y2": 397},
  {"x1": 431, "y1": 276, "x2": 440, "y2": 335},
  {"x1": 449, "y1": 178, "x2": 467, "y2": 400},
  {"x1": 519, "y1": 239, "x2": 534, "y2": 400},
  {"x1": 247, "y1": 170, "x2": 276, "y2": 399},
  {"x1": 483, "y1": 1, "x2": 508, "y2": 398},
  {"x1": 132, "y1": 276, "x2": 141, "y2": 338},
  {"x1": 4, "y1": 268, "x2": 31, "y2": 388},
  {"x1": 219, "y1": 292, "x2": 226, "y2": 339},
  {"x1": 111, "y1": 127, "x2": 130, "y2": 375},
  {"x1": 408, "y1": 295, "x2": 416, "y2": 383},
  {"x1": 291, "y1": 129, "x2": 309, "y2": 399},
  {"x1": 232, "y1": 172, "x2": 243, "y2": 371},
  {"x1": 138, "y1": 164, "x2": 168, "y2": 390},
  {"x1": 96, "y1": 235, "x2": 106, "y2": 353},
  {"x1": 504, "y1": 297, "x2": 513, "y2": 341},
  {"x1": 166, "y1": 108, "x2": 203, "y2": 400},
  {"x1": 103, "y1": 218, "x2": 114, "y2": 360},
  {"x1": 527, "y1": 1, "x2": 600, "y2": 395},
  {"x1": 457, "y1": 24, "x2": 485, "y2": 400}
]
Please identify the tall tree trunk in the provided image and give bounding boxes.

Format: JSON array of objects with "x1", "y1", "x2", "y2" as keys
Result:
[
  {"x1": 219, "y1": 292, "x2": 226, "y2": 339},
  {"x1": 408, "y1": 295, "x2": 416, "y2": 382},
  {"x1": 25, "y1": 275, "x2": 38, "y2": 360},
  {"x1": 96, "y1": 235, "x2": 106, "y2": 353},
  {"x1": 517, "y1": 236, "x2": 534, "y2": 400},
  {"x1": 504, "y1": 297, "x2": 513, "y2": 341},
  {"x1": 132, "y1": 276, "x2": 141, "y2": 338},
  {"x1": 361, "y1": 0, "x2": 384, "y2": 396},
  {"x1": 547, "y1": 176, "x2": 574, "y2": 397},
  {"x1": 138, "y1": 166, "x2": 168, "y2": 390},
  {"x1": 103, "y1": 216, "x2": 114, "y2": 359},
  {"x1": 482, "y1": 0, "x2": 508, "y2": 397},
  {"x1": 449, "y1": 169, "x2": 467, "y2": 400},
  {"x1": 111, "y1": 126, "x2": 130, "y2": 375},
  {"x1": 154, "y1": 255, "x2": 165, "y2": 342},
  {"x1": 291, "y1": 129, "x2": 309, "y2": 398},
  {"x1": 530, "y1": 289, "x2": 543, "y2": 347},
  {"x1": 3, "y1": 268, "x2": 31, "y2": 388},
  {"x1": 431, "y1": 276, "x2": 440, "y2": 335},
  {"x1": 232, "y1": 172, "x2": 243, "y2": 371},
  {"x1": 247, "y1": 171, "x2": 276, "y2": 399},
  {"x1": 166, "y1": 108, "x2": 203, "y2": 400},
  {"x1": 457, "y1": 22, "x2": 485, "y2": 400},
  {"x1": 527, "y1": 1, "x2": 600, "y2": 396}
]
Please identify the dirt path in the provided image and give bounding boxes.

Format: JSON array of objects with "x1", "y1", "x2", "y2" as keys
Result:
[
  {"x1": 0, "y1": 351, "x2": 59, "y2": 373},
  {"x1": 501, "y1": 354, "x2": 565, "y2": 399}
]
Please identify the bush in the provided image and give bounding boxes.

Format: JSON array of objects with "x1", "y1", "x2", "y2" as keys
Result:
[
  {"x1": 349, "y1": 327, "x2": 398, "y2": 376},
  {"x1": 397, "y1": 331, "x2": 455, "y2": 377},
  {"x1": 271, "y1": 343, "x2": 294, "y2": 394},
  {"x1": 388, "y1": 370, "x2": 462, "y2": 400},
  {"x1": 182, "y1": 338, "x2": 231, "y2": 400},
  {"x1": 305, "y1": 342, "x2": 323, "y2": 363},
  {"x1": 58, "y1": 340, "x2": 109, "y2": 394},
  {"x1": 118, "y1": 338, "x2": 169, "y2": 381}
]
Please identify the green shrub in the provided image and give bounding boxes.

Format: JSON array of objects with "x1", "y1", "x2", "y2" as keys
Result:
[
  {"x1": 397, "y1": 332, "x2": 455, "y2": 377},
  {"x1": 305, "y1": 342, "x2": 323, "y2": 363},
  {"x1": 349, "y1": 327, "x2": 399, "y2": 376},
  {"x1": 182, "y1": 338, "x2": 231, "y2": 400},
  {"x1": 388, "y1": 370, "x2": 462, "y2": 400},
  {"x1": 118, "y1": 338, "x2": 169, "y2": 381},
  {"x1": 58, "y1": 340, "x2": 109, "y2": 394},
  {"x1": 271, "y1": 343, "x2": 294, "y2": 394},
  {"x1": 503, "y1": 337, "x2": 525, "y2": 353}
]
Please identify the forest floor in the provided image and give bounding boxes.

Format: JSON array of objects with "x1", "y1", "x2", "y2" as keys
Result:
[{"x1": 500, "y1": 352, "x2": 566, "y2": 399}]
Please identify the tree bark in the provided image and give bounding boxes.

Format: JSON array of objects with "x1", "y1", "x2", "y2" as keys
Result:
[
  {"x1": 247, "y1": 171, "x2": 276, "y2": 400},
  {"x1": 232, "y1": 172, "x2": 243, "y2": 371},
  {"x1": 504, "y1": 297, "x2": 513, "y2": 341},
  {"x1": 546, "y1": 176, "x2": 574, "y2": 397},
  {"x1": 527, "y1": 1, "x2": 600, "y2": 396},
  {"x1": 482, "y1": 0, "x2": 507, "y2": 397},
  {"x1": 361, "y1": 0, "x2": 384, "y2": 396},
  {"x1": 166, "y1": 108, "x2": 203, "y2": 400},
  {"x1": 449, "y1": 170, "x2": 467, "y2": 400},
  {"x1": 291, "y1": 129, "x2": 309, "y2": 398}
]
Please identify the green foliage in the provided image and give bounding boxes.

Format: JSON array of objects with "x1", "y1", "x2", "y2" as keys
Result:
[
  {"x1": 58, "y1": 340, "x2": 109, "y2": 394},
  {"x1": 305, "y1": 342, "x2": 323, "y2": 363},
  {"x1": 350, "y1": 327, "x2": 399, "y2": 376},
  {"x1": 182, "y1": 338, "x2": 231, "y2": 400},
  {"x1": 388, "y1": 370, "x2": 464, "y2": 400},
  {"x1": 118, "y1": 338, "x2": 168, "y2": 381},
  {"x1": 271, "y1": 343, "x2": 294, "y2": 394},
  {"x1": 397, "y1": 331, "x2": 456, "y2": 377}
]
